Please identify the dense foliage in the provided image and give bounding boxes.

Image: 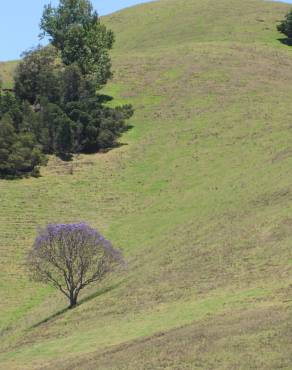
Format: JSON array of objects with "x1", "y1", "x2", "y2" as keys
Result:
[
  {"x1": 40, "y1": 0, "x2": 114, "y2": 85},
  {"x1": 27, "y1": 223, "x2": 124, "y2": 308},
  {"x1": 277, "y1": 10, "x2": 292, "y2": 39},
  {"x1": 0, "y1": 0, "x2": 133, "y2": 178},
  {"x1": 0, "y1": 93, "x2": 47, "y2": 178}
]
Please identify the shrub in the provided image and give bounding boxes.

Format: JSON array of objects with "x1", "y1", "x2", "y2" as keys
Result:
[
  {"x1": 277, "y1": 10, "x2": 292, "y2": 39},
  {"x1": 0, "y1": 113, "x2": 46, "y2": 178}
]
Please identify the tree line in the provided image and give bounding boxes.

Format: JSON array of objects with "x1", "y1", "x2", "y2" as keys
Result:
[{"x1": 0, "y1": 0, "x2": 133, "y2": 179}]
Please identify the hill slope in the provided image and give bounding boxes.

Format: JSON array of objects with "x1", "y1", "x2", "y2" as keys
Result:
[
  {"x1": 0, "y1": 60, "x2": 17, "y2": 89},
  {"x1": 1, "y1": 0, "x2": 292, "y2": 369}
]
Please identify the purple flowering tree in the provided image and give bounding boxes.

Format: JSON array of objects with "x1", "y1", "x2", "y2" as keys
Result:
[{"x1": 27, "y1": 223, "x2": 124, "y2": 308}]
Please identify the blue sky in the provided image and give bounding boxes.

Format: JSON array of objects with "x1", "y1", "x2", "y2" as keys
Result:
[
  {"x1": 1, "y1": 0, "x2": 292, "y2": 61},
  {"x1": 0, "y1": 0, "x2": 151, "y2": 61}
]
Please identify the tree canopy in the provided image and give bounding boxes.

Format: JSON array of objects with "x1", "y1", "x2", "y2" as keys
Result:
[
  {"x1": 27, "y1": 223, "x2": 124, "y2": 308},
  {"x1": 40, "y1": 0, "x2": 114, "y2": 85},
  {"x1": 0, "y1": 0, "x2": 133, "y2": 179},
  {"x1": 0, "y1": 93, "x2": 47, "y2": 178}
]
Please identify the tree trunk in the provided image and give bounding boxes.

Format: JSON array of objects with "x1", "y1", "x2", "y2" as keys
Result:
[{"x1": 69, "y1": 293, "x2": 78, "y2": 309}]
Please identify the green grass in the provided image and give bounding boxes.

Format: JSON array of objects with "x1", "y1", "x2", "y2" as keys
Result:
[
  {"x1": 1, "y1": 0, "x2": 292, "y2": 369},
  {"x1": 0, "y1": 61, "x2": 17, "y2": 89}
]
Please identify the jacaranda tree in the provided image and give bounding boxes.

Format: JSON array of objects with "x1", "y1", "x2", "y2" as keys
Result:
[{"x1": 27, "y1": 223, "x2": 124, "y2": 308}]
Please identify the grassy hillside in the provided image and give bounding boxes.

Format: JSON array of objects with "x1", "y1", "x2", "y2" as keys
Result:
[
  {"x1": 0, "y1": 60, "x2": 17, "y2": 89},
  {"x1": 1, "y1": 0, "x2": 292, "y2": 369}
]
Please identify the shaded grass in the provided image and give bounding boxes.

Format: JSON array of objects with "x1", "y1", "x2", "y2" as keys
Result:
[{"x1": 29, "y1": 281, "x2": 124, "y2": 329}]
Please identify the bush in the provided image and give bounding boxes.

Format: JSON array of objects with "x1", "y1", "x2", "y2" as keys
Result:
[
  {"x1": 277, "y1": 10, "x2": 292, "y2": 39},
  {"x1": 0, "y1": 113, "x2": 46, "y2": 178}
]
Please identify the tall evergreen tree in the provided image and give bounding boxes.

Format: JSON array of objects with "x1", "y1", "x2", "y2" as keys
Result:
[
  {"x1": 40, "y1": 0, "x2": 114, "y2": 86},
  {"x1": 0, "y1": 0, "x2": 133, "y2": 178},
  {"x1": 0, "y1": 113, "x2": 46, "y2": 178}
]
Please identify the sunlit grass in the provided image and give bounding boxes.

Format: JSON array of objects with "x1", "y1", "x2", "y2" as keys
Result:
[{"x1": 1, "y1": 0, "x2": 292, "y2": 369}]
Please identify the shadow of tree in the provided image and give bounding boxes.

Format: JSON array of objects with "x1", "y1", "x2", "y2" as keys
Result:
[
  {"x1": 78, "y1": 282, "x2": 122, "y2": 306},
  {"x1": 96, "y1": 94, "x2": 114, "y2": 104},
  {"x1": 278, "y1": 38, "x2": 292, "y2": 46},
  {"x1": 30, "y1": 281, "x2": 123, "y2": 329},
  {"x1": 30, "y1": 307, "x2": 68, "y2": 329},
  {"x1": 57, "y1": 123, "x2": 134, "y2": 156},
  {"x1": 57, "y1": 152, "x2": 74, "y2": 162}
]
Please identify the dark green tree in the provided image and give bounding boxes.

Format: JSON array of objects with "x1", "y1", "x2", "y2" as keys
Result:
[
  {"x1": 14, "y1": 46, "x2": 61, "y2": 105},
  {"x1": 64, "y1": 99, "x2": 133, "y2": 152},
  {"x1": 0, "y1": 114, "x2": 46, "y2": 178},
  {"x1": 55, "y1": 115, "x2": 74, "y2": 157},
  {"x1": 0, "y1": 114, "x2": 17, "y2": 172},
  {"x1": 0, "y1": 0, "x2": 133, "y2": 179},
  {"x1": 277, "y1": 10, "x2": 292, "y2": 39},
  {"x1": 38, "y1": 101, "x2": 74, "y2": 155},
  {"x1": 61, "y1": 64, "x2": 83, "y2": 103},
  {"x1": 0, "y1": 92, "x2": 23, "y2": 130}
]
